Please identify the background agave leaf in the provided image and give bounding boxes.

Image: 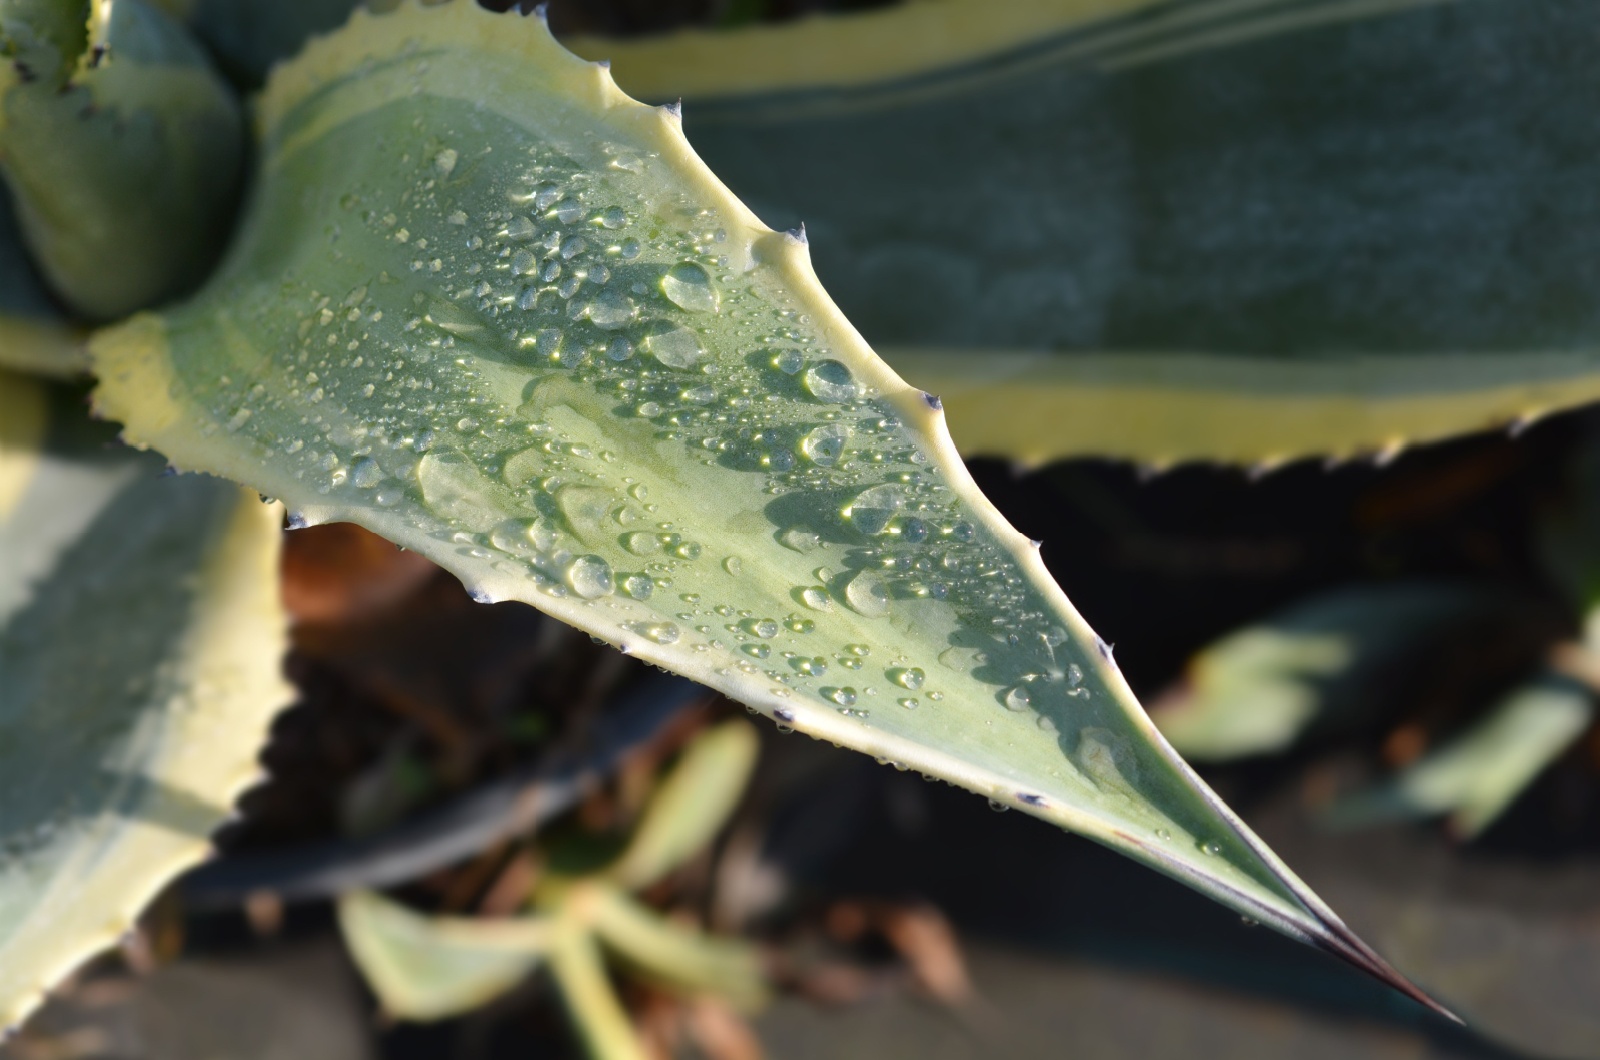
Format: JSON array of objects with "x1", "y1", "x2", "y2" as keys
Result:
[
  {"x1": 0, "y1": 0, "x2": 243, "y2": 319},
  {"x1": 0, "y1": 184, "x2": 83, "y2": 377},
  {"x1": 603, "y1": 718, "x2": 757, "y2": 892},
  {"x1": 180, "y1": 0, "x2": 366, "y2": 87},
  {"x1": 1153, "y1": 584, "x2": 1500, "y2": 761},
  {"x1": 1323, "y1": 671, "x2": 1594, "y2": 838},
  {"x1": 339, "y1": 890, "x2": 552, "y2": 1021},
  {"x1": 0, "y1": 370, "x2": 289, "y2": 1031},
  {"x1": 89, "y1": 0, "x2": 1449, "y2": 1015},
  {"x1": 570, "y1": 0, "x2": 1600, "y2": 467}
]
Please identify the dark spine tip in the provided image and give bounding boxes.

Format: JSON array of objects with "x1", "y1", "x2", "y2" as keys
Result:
[
  {"x1": 785, "y1": 223, "x2": 808, "y2": 246},
  {"x1": 1311, "y1": 917, "x2": 1463, "y2": 1025},
  {"x1": 662, "y1": 99, "x2": 682, "y2": 119},
  {"x1": 530, "y1": 2, "x2": 550, "y2": 21},
  {"x1": 285, "y1": 512, "x2": 309, "y2": 530},
  {"x1": 1096, "y1": 637, "x2": 1114, "y2": 662},
  {"x1": 594, "y1": 58, "x2": 610, "y2": 70},
  {"x1": 774, "y1": 706, "x2": 795, "y2": 723},
  {"x1": 922, "y1": 391, "x2": 942, "y2": 410},
  {"x1": 1018, "y1": 792, "x2": 1045, "y2": 807}
]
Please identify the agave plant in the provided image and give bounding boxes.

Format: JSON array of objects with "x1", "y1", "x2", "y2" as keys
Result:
[{"x1": 26, "y1": 0, "x2": 1600, "y2": 1048}]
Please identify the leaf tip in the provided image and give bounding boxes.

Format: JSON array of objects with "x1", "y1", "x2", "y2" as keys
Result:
[{"x1": 921, "y1": 390, "x2": 943, "y2": 411}]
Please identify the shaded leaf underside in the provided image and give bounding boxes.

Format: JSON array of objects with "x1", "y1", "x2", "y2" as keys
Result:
[
  {"x1": 89, "y1": 0, "x2": 1447, "y2": 1015},
  {"x1": 571, "y1": 0, "x2": 1600, "y2": 465}
]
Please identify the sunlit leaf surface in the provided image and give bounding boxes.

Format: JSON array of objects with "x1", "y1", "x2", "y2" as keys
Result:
[
  {"x1": 90, "y1": 0, "x2": 1448, "y2": 1013},
  {"x1": 573, "y1": 0, "x2": 1600, "y2": 466},
  {"x1": 0, "y1": 371, "x2": 289, "y2": 1030}
]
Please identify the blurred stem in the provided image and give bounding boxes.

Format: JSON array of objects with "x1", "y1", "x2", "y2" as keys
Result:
[{"x1": 549, "y1": 921, "x2": 648, "y2": 1060}]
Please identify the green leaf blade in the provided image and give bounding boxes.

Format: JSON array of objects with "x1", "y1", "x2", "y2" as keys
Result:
[
  {"x1": 571, "y1": 0, "x2": 1600, "y2": 467},
  {"x1": 89, "y1": 0, "x2": 1449, "y2": 1017},
  {"x1": 0, "y1": 370, "x2": 290, "y2": 1031}
]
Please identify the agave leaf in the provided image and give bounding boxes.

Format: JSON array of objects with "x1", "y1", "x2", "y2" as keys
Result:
[
  {"x1": 605, "y1": 718, "x2": 758, "y2": 892},
  {"x1": 0, "y1": 370, "x2": 288, "y2": 1031},
  {"x1": 0, "y1": 184, "x2": 84, "y2": 377},
  {"x1": 582, "y1": 883, "x2": 765, "y2": 1007},
  {"x1": 0, "y1": 0, "x2": 87, "y2": 84},
  {"x1": 570, "y1": 0, "x2": 1600, "y2": 466},
  {"x1": 338, "y1": 889, "x2": 551, "y2": 1021},
  {"x1": 181, "y1": 0, "x2": 363, "y2": 87},
  {"x1": 89, "y1": 0, "x2": 1449, "y2": 1016},
  {"x1": 548, "y1": 923, "x2": 649, "y2": 1060},
  {"x1": 1154, "y1": 584, "x2": 1496, "y2": 761},
  {"x1": 1325, "y1": 672, "x2": 1593, "y2": 839},
  {"x1": 0, "y1": 0, "x2": 243, "y2": 320}
]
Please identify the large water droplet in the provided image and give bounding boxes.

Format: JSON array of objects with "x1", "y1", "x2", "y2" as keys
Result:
[
  {"x1": 661, "y1": 261, "x2": 718, "y2": 312},
  {"x1": 417, "y1": 450, "x2": 500, "y2": 528},
  {"x1": 1002, "y1": 685, "x2": 1032, "y2": 712},
  {"x1": 586, "y1": 289, "x2": 636, "y2": 330},
  {"x1": 804, "y1": 360, "x2": 857, "y2": 402},
  {"x1": 645, "y1": 324, "x2": 704, "y2": 369},
  {"x1": 889, "y1": 667, "x2": 925, "y2": 690},
  {"x1": 1073, "y1": 727, "x2": 1139, "y2": 795},
  {"x1": 565, "y1": 555, "x2": 614, "y2": 599},
  {"x1": 799, "y1": 586, "x2": 831, "y2": 611},
  {"x1": 799, "y1": 424, "x2": 849, "y2": 467},
  {"x1": 842, "y1": 570, "x2": 890, "y2": 617},
  {"x1": 842, "y1": 484, "x2": 906, "y2": 536},
  {"x1": 621, "y1": 573, "x2": 654, "y2": 600},
  {"x1": 626, "y1": 621, "x2": 680, "y2": 645}
]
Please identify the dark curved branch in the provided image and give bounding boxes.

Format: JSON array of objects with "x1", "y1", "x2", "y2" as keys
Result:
[{"x1": 181, "y1": 673, "x2": 708, "y2": 905}]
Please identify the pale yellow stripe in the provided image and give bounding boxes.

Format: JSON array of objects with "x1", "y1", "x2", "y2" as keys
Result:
[
  {"x1": 0, "y1": 371, "x2": 47, "y2": 519},
  {"x1": 0, "y1": 316, "x2": 89, "y2": 378},
  {"x1": 896, "y1": 348, "x2": 1600, "y2": 467},
  {"x1": 565, "y1": 0, "x2": 1164, "y2": 100}
]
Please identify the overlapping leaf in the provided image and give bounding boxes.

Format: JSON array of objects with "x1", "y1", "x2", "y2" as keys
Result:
[
  {"x1": 0, "y1": 0, "x2": 243, "y2": 319},
  {"x1": 0, "y1": 371, "x2": 289, "y2": 1030},
  {"x1": 90, "y1": 0, "x2": 1448, "y2": 1014},
  {"x1": 0, "y1": 184, "x2": 82, "y2": 376},
  {"x1": 572, "y1": 0, "x2": 1600, "y2": 466}
]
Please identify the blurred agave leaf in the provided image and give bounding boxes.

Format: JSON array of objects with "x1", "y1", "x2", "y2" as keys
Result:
[
  {"x1": 584, "y1": 883, "x2": 765, "y2": 1007},
  {"x1": 0, "y1": 0, "x2": 87, "y2": 83},
  {"x1": 0, "y1": 0, "x2": 243, "y2": 319},
  {"x1": 1153, "y1": 584, "x2": 1495, "y2": 761},
  {"x1": 1324, "y1": 672, "x2": 1593, "y2": 839},
  {"x1": 605, "y1": 719, "x2": 759, "y2": 892},
  {"x1": 338, "y1": 889, "x2": 551, "y2": 1021},
  {"x1": 89, "y1": 1, "x2": 1449, "y2": 1015},
  {"x1": 572, "y1": 0, "x2": 1600, "y2": 466},
  {"x1": 181, "y1": 0, "x2": 362, "y2": 87},
  {"x1": 0, "y1": 370, "x2": 288, "y2": 1031},
  {"x1": 548, "y1": 925, "x2": 649, "y2": 1060},
  {"x1": 0, "y1": 185, "x2": 83, "y2": 376}
]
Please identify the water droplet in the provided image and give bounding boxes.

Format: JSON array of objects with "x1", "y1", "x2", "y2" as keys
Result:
[
  {"x1": 799, "y1": 423, "x2": 849, "y2": 466},
  {"x1": 803, "y1": 360, "x2": 857, "y2": 402},
  {"x1": 889, "y1": 667, "x2": 925, "y2": 690},
  {"x1": 433, "y1": 148, "x2": 458, "y2": 176},
  {"x1": 899, "y1": 698, "x2": 919, "y2": 710},
  {"x1": 586, "y1": 289, "x2": 636, "y2": 330},
  {"x1": 621, "y1": 574, "x2": 654, "y2": 600},
  {"x1": 347, "y1": 457, "x2": 381, "y2": 489},
  {"x1": 780, "y1": 528, "x2": 821, "y2": 553},
  {"x1": 722, "y1": 555, "x2": 743, "y2": 575},
  {"x1": 842, "y1": 484, "x2": 906, "y2": 536},
  {"x1": 1155, "y1": 828, "x2": 1172, "y2": 842},
  {"x1": 826, "y1": 687, "x2": 858, "y2": 707},
  {"x1": 565, "y1": 555, "x2": 614, "y2": 599},
  {"x1": 842, "y1": 570, "x2": 890, "y2": 617},
  {"x1": 1073, "y1": 728, "x2": 1139, "y2": 794},
  {"x1": 987, "y1": 799, "x2": 1010, "y2": 813},
  {"x1": 1003, "y1": 685, "x2": 1032, "y2": 712},
  {"x1": 799, "y1": 586, "x2": 831, "y2": 611},
  {"x1": 743, "y1": 643, "x2": 770, "y2": 659},
  {"x1": 794, "y1": 656, "x2": 827, "y2": 676},
  {"x1": 600, "y1": 206, "x2": 626, "y2": 229},
  {"x1": 1200, "y1": 841, "x2": 1222, "y2": 857},
  {"x1": 626, "y1": 621, "x2": 680, "y2": 645},
  {"x1": 1066, "y1": 663, "x2": 1084, "y2": 687},
  {"x1": 645, "y1": 324, "x2": 704, "y2": 369},
  {"x1": 743, "y1": 618, "x2": 779, "y2": 639},
  {"x1": 661, "y1": 261, "x2": 718, "y2": 312},
  {"x1": 623, "y1": 531, "x2": 658, "y2": 555},
  {"x1": 786, "y1": 615, "x2": 815, "y2": 634}
]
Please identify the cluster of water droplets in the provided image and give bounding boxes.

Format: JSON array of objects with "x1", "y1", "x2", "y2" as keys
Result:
[{"x1": 178, "y1": 91, "x2": 1203, "y2": 849}]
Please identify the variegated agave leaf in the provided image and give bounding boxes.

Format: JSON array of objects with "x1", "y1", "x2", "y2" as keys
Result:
[
  {"x1": 0, "y1": 0, "x2": 243, "y2": 320},
  {"x1": 90, "y1": 0, "x2": 1450, "y2": 1017},
  {"x1": 0, "y1": 371, "x2": 289, "y2": 1031},
  {"x1": 571, "y1": 0, "x2": 1600, "y2": 467},
  {"x1": 0, "y1": 184, "x2": 83, "y2": 376}
]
